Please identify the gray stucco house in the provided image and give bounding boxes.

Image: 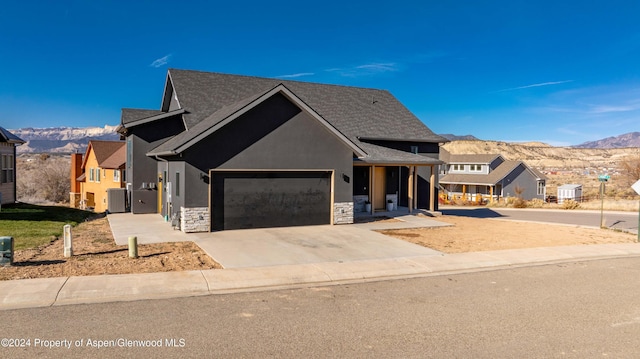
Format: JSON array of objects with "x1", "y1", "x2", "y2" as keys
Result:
[
  {"x1": 117, "y1": 69, "x2": 447, "y2": 232},
  {"x1": 439, "y1": 150, "x2": 546, "y2": 202},
  {"x1": 0, "y1": 127, "x2": 25, "y2": 205}
]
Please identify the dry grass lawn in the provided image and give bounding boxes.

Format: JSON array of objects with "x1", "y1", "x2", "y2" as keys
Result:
[{"x1": 378, "y1": 215, "x2": 637, "y2": 253}]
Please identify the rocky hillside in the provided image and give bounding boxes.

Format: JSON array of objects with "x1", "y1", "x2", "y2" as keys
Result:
[
  {"x1": 442, "y1": 140, "x2": 638, "y2": 169},
  {"x1": 10, "y1": 125, "x2": 120, "y2": 153}
]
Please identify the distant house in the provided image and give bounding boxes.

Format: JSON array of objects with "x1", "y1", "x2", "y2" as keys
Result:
[
  {"x1": 0, "y1": 127, "x2": 25, "y2": 204},
  {"x1": 70, "y1": 140, "x2": 126, "y2": 212},
  {"x1": 117, "y1": 68, "x2": 447, "y2": 232},
  {"x1": 557, "y1": 184, "x2": 582, "y2": 203},
  {"x1": 439, "y1": 150, "x2": 546, "y2": 202}
]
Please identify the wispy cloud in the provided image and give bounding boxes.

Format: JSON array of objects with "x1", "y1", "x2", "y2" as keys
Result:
[
  {"x1": 326, "y1": 62, "x2": 400, "y2": 77},
  {"x1": 494, "y1": 80, "x2": 574, "y2": 93},
  {"x1": 275, "y1": 72, "x2": 315, "y2": 79},
  {"x1": 150, "y1": 54, "x2": 172, "y2": 68},
  {"x1": 587, "y1": 104, "x2": 640, "y2": 114}
]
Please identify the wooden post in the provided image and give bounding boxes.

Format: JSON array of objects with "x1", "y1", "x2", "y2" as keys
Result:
[
  {"x1": 462, "y1": 184, "x2": 467, "y2": 201},
  {"x1": 412, "y1": 166, "x2": 418, "y2": 211},
  {"x1": 408, "y1": 166, "x2": 414, "y2": 213},
  {"x1": 370, "y1": 166, "x2": 375, "y2": 214},
  {"x1": 429, "y1": 166, "x2": 435, "y2": 212},
  {"x1": 490, "y1": 186, "x2": 494, "y2": 203}
]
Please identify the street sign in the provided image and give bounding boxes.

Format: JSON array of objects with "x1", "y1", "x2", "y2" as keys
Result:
[
  {"x1": 632, "y1": 179, "x2": 640, "y2": 195},
  {"x1": 598, "y1": 175, "x2": 611, "y2": 182}
]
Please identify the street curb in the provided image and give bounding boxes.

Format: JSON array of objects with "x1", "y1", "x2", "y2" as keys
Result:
[{"x1": 2, "y1": 243, "x2": 640, "y2": 311}]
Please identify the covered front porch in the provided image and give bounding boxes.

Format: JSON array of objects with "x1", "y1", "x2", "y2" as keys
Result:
[
  {"x1": 441, "y1": 183, "x2": 503, "y2": 203},
  {"x1": 352, "y1": 163, "x2": 439, "y2": 215}
]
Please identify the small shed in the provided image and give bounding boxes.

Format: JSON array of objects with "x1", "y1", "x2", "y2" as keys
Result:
[{"x1": 557, "y1": 184, "x2": 582, "y2": 203}]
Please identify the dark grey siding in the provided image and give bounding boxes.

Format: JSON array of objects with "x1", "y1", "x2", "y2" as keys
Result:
[
  {"x1": 181, "y1": 92, "x2": 354, "y2": 208},
  {"x1": 126, "y1": 115, "x2": 185, "y2": 213}
]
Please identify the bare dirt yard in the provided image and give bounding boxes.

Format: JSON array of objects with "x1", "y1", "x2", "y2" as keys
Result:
[
  {"x1": 0, "y1": 216, "x2": 221, "y2": 281},
  {"x1": 379, "y1": 215, "x2": 637, "y2": 253},
  {"x1": 1, "y1": 214, "x2": 637, "y2": 281}
]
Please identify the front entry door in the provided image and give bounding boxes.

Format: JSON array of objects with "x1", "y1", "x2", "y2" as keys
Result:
[{"x1": 374, "y1": 167, "x2": 386, "y2": 210}]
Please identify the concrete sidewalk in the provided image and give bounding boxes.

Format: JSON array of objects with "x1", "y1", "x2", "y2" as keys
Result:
[{"x1": 2, "y1": 242, "x2": 640, "y2": 311}]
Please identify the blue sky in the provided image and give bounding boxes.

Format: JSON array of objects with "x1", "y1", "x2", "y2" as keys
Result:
[{"x1": 1, "y1": 1, "x2": 639, "y2": 146}]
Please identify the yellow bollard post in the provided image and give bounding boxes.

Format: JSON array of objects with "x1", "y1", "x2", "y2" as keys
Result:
[{"x1": 128, "y1": 236, "x2": 138, "y2": 259}]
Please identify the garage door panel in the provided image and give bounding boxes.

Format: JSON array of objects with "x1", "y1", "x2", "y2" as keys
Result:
[{"x1": 211, "y1": 171, "x2": 331, "y2": 230}]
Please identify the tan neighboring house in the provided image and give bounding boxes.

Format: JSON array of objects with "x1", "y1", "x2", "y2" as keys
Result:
[
  {"x1": 0, "y1": 127, "x2": 25, "y2": 205},
  {"x1": 70, "y1": 140, "x2": 125, "y2": 212},
  {"x1": 439, "y1": 149, "x2": 547, "y2": 203}
]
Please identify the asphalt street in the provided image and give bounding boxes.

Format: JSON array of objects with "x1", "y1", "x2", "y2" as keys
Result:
[
  {"x1": 3, "y1": 256, "x2": 640, "y2": 358},
  {"x1": 442, "y1": 207, "x2": 639, "y2": 234}
]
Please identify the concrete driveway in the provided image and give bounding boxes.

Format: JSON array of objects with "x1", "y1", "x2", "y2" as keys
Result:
[{"x1": 108, "y1": 213, "x2": 446, "y2": 268}]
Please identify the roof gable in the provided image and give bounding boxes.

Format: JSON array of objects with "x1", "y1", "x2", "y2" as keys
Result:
[
  {"x1": 166, "y1": 69, "x2": 447, "y2": 144},
  {"x1": 81, "y1": 140, "x2": 125, "y2": 169},
  {"x1": 0, "y1": 126, "x2": 25, "y2": 144},
  {"x1": 147, "y1": 84, "x2": 366, "y2": 157}
]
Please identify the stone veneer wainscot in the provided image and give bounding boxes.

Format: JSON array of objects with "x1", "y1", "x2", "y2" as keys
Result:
[
  {"x1": 333, "y1": 202, "x2": 354, "y2": 224},
  {"x1": 180, "y1": 207, "x2": 210, "y2": 233}
]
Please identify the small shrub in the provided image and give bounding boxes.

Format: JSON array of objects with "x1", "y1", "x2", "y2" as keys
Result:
[
  {"x1": 561, "y1": 199, "x2": 580, "y2": 210},
  {"x1": 528, "y1": 198, "x2": 545, "y2": 208},
  {"x1": 512, "y1": 198, "x2": 527, "y2": 208}
]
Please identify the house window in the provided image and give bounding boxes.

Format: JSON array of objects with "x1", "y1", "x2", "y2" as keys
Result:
[
  {"x1": 96, "y1": 169, "x2": 101, "y2": 183},
  {"x1": 89, "y1": 168, "x2": 95, "y2": 182},
  {"x1": 113, "y1": 169, "x2": 120, "y2": 182},
  {"x1": 537, "y1": 181, "x2": 545, "y2": 195},
  {"x1": 470, "y1": 164, "x2": 482, "y2": 172},
  {"x1": 452, "y1": 164, "x2": 463, "y2": 171},
  {"x1": 175, "y1": 172, "x2": 180, "y2": 197},
  {"x1": 410, "y1": 146, "x2": 419, "y2": 154},
  {"x1": 1, "y1": 154, "x2": 13, "y2": 183}
]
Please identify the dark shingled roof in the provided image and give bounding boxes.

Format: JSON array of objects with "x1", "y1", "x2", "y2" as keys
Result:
[
  {"x1": 121, "y1": 108, "x2": 164, "y2": 125},
  {"x1": 0, "y1": 126, "x2": 25, "y2": 144},
  {"x1": 166, "y1": 68, "x2": 447, "y2": 145}
]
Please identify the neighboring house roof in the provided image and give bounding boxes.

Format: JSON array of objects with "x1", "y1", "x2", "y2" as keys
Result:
[
  {"x1": 0, "y1": 126, "x2": 25, "y2": 144},
  {"x1": 558, "y1": 184, "x2": 582, "y2": 190},
  {"x1": 81, "y1": 140, "x2": 126, "y2": 169},
  {"x1": 440, "y1": 160, "x2": 547, "y2": 186},
  {"x1": 124, "y1": 69, "x2": 448, "y2": 164},
  {"x1": 100, "y1": 144, "x2": 126, "y2": 169},
  {"x1": 445, "y1": 153, "x2": 503, "y2": 164}
]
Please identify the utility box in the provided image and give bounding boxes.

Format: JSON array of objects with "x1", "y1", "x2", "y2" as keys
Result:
[
  {"x1": 0, "y1": 236, "x2": 14, "y2": 266},
  {"x1": 107, "y1": 188, "x2": 127, "y2": 213}
]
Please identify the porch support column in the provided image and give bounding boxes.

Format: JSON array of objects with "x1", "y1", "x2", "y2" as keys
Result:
[
  {"x1": 408, "y1": 166, "x2": 414, "y2": 213},
  {"x1": 489, "y1": 186, "x2": 494, "y2": 203},
  {"x1": 369, "y1": 166, "x2": 374, "y2": 214},
  {"x1": 412, "y1": 166, "x2": 418, "y2": 212},
  {"x1": 462, "y1": 184, "x2": 467, "y2": 201},
  {"x1": 429, "y1": 165, "x2": 435, "y2": 212}
]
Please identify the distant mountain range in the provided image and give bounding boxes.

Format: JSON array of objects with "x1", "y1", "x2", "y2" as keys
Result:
[
  {"x1": 10, "y1": 125, "x2": 120, "y2": 154},
  {"x1": 5, "y1": 126, "x2": 638, "y2": 154},
  {"x1": 573, "y1": 132, "x2": 640, "y2": 149}
]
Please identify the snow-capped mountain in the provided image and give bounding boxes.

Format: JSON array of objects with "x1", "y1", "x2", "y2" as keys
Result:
[{"x1": 9, "y1": 125, "x2": 120, "y2": 153}]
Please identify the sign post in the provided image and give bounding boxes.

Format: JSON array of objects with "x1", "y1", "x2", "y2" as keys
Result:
[
  {"x1": 631, "y1": 179, "x2": 640, "y2": 243},
  {"x1": 598, "y1": 175, "x2": 610, "y2": 228}
]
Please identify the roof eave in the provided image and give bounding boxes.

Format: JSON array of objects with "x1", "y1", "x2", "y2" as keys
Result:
[{"x1": 122, "y1": 109, "x2": 186, "y2": 130}]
